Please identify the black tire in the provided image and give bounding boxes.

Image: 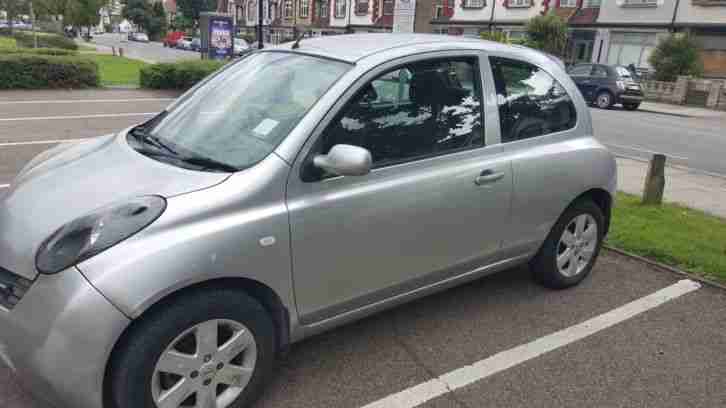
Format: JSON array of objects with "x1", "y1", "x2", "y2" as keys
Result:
[
  {"x1": 623, "y1": 103, "x2": 640, "y2": 111},
  {"x1": 530, "y1": 199, "x2": 605, "y2": 289},
  {"x1": 109, "y1": 288, "x2": 276, "y2": 408},
  {"x1": 595, "y1": 91, "x2": 613, "y2": 109}
]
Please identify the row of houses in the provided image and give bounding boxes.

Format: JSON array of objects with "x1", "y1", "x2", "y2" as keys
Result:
[{"x1": 218, "y1": 0, "x2": 726, "y2": 77}]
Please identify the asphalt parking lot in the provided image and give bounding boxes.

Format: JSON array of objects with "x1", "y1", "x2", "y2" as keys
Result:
[{"x1": 1, "y1": 90, "x2": 726, "y2": 408}]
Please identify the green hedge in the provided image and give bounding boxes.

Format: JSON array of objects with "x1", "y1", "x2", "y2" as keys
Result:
[
  {"x1": 11, "y1": 32, "x2": 78, "y2": 50},
  {"x1": 2, "y1": 47, "x2": 78, "y2": 56},
  {"x1": 140, "y1": 60, "x2": 224, "y2": 89},
  {"x1": 0, "y1": 54, "x2": 99, "y2": 89}
]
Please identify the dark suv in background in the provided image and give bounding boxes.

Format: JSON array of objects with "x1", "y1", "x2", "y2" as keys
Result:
[{"x1": 568, "y1": 64, "x2": 644, "y2": 111}]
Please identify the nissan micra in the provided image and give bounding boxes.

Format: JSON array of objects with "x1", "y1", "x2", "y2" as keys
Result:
[{"x1": 0, "y1": 34, "x2": 616, "y2": 408}]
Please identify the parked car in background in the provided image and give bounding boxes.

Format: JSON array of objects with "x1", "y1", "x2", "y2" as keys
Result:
[
  {"x1": 568, "y1": 63, "x2": 644, "y2": 110},
  {"x1": 176, "y1": 36, "x2": 193, "y2": 50},
  {"x1": 128, "y1": 32, "x2": 149, "y2": 42},
  {"x1": 163, "y1": 31, "x2": 184, "y2": 48},
  {"x1": 233, "y1": 37, "x2": 251, "y2": 56},
  {"x1": 190, "y1": 37, "x2": 201, "y2": 51},
  {"x1": 0, "y1": 34, "x2": 615, "y2": 408}
]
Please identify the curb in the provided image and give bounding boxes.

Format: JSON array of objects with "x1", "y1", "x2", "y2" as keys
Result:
[
  {"x1": 604, "y1": 245, "x2": 726, "y2": 291},
  {"x1": 613, "y1": 154, "x2": 726, "y2": 181},
  {"x1": 637, "y1": 108, "x2": 693, "y2": 118}
]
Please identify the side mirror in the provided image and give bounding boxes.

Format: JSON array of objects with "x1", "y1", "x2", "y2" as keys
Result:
[{"x1": 313, "y1": 144, "x2": 372, "y2": 177}]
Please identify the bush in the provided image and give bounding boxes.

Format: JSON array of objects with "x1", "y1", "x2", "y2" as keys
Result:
[
  {"x1": 649, "y1": 34, "x2": 703, "y2": 82},
  {"x1": 12, "y1": 32, "x2": 78, "y2": 50},
  {"x1": 0, "y1": 54, "x2": 99, "y2": 89},
  {"x1": 2, "y1": 47, "x2": 78, "y2": 56},
  {"x1": 140, "y1": 60, "x2": 224, "y2": 89},
  {"x1": 480, "y1": 31, "x2": 510, "y2": 44},
  {"x1": 525, "y1": 13, "x2": 568, "y2": 57}
]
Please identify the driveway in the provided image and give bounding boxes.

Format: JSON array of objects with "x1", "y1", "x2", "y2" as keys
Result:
[{"x1": 1, "y1": 89, "x2": 725, "y2": 408}]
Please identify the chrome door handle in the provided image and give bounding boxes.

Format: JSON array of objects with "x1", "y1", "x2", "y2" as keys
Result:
[{"x1": 475, "y1": 170, "x2": 504, "y2": 186}]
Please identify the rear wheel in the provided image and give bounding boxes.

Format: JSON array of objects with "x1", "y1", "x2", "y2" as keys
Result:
[
  {"x1": 623, "y1": 102, "x2": 640, "y2": 111},
  {"x1": 531, "y1": 199, "x2": 605, "y2": 289},
  {"x1": 109, "y1": 288, "x2": 276, "y2": 408},
  {"x1": 595, "y1": 91, "x2": 613, "y2": 109}
]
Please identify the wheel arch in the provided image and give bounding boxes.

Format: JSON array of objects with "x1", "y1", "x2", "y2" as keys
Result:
[
  {"x1": 572, "y1": 188, "x2": 613, "y2": 236},
  {"x1": 102, "y1": 277, "x2": 290, "y2": 408}
]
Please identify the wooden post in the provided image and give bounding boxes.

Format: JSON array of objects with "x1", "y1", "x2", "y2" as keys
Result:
[{"x1": 642, "y1": 154, "x2": 666, "y2": 205}]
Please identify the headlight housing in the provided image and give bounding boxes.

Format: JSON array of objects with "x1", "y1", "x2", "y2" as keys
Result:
[
  {"x1": 616, "y1": 80, "x2": 626, "y2": 90},
  {"x1": 36, "y1": 196, "x2": 167, "y2": 274}
]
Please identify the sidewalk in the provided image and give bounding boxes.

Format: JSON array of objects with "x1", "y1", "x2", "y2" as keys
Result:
[
  {"x1": 638, "y1": 101, "x2": 726, "y2": 119},
  {"x1": 617, "y1": 156, "x2": 726, "y2": 219}
]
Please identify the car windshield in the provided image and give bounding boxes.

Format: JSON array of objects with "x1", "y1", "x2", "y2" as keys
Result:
[{"x1": 141, "y1": 52, "x2": 350, "y2": 170}]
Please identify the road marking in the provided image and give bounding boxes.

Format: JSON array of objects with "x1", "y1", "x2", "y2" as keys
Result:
[
  {"x1": 0, "y1": 138, "x2": 87, "y2": 147},
  {"x1": 0, "y1": 98, "x2": 173, "y2": 105},
  {"x1": 361, "y1": 279, "x2": 701, "y2": 408},
  {"x1": 604, "y1": 142, "x2": 689, "y2": 161},
  {"x1": 0, "y1": 112, "x2": 156, "y2": 122}
]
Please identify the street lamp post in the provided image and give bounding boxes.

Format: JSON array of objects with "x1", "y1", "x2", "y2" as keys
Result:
[{"x1": 257, "y1": 0, "x2": 264, "y2": 48}]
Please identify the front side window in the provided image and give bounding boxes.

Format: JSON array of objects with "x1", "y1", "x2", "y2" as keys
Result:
[
  {"x1": 568, "y1": 64, "x2": 592, "y2": 76},
  {"x1": 319, "y1": 58, "x2": 483, "y2": 169},
  {"x1": 139, "y1": 53, "x2": 350, "y2": 171},
  {"x1": 490, "y1": 57, "x2": 577, "y2": 143}
]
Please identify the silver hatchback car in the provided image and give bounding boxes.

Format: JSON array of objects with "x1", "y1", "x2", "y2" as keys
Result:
[{"x1": 0, "y1": 34, "x2": 616, "y2": 408}]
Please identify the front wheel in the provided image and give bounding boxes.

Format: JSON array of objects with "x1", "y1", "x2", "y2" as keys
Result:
[
  {"x1": 530, "y1": 199, "x2": 605, "y2": 289},
  {"x1": 623, "y1": 102, "x2": 640, "y2": 111},
  {"x1": 595, "y1": 91, "x2": 613, "y2": 109},
  {"x1": 108, "y1": 288, "x2": 276, "y2": 408}
]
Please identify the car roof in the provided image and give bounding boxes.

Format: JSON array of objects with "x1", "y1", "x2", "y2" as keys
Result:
[{"x1": 270, "y1": 33, "x2": 542, "y2": 64}]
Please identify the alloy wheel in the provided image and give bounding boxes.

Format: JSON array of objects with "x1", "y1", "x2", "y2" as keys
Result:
[
  {"x1": 556, "y1": 214, "x2": 598, "y2": 278},
  {"x1": 597, "y1": 93, "x2": 611, "y2": 109},
  {"x1": 151, "y1": 319, "x2": 257, "y2": 408}
]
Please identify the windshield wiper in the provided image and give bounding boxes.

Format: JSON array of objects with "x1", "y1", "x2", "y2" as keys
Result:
[{"x1": 133, "y1": 147, "x2": 238, "y2": 173}]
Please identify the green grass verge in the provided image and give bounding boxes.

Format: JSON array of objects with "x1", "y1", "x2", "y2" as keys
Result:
[
  {"x1": 0, "y1": 36, "x2": 17, "y2": 49},
  {"x1": 82, "y1": 54, "x2": 148, "y2": 86},
  {"x1": 78, "y1": 43, "x2": 98, "y2": 51},
  {"x1": 607, "y1": 192, "x2": 726, "y2": 283}
]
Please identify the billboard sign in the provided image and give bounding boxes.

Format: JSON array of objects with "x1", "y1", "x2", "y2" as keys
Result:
[{"x1": 208, "y1": 15, "x2": 234, "y2": 60}]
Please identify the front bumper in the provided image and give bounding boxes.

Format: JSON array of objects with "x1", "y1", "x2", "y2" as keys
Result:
[
  {"x1": 0, "y1": 268, "x2": 130, "y2": 408},
  {"x1": 617, "y1": 89, "x2": 644, "y2": 103}
]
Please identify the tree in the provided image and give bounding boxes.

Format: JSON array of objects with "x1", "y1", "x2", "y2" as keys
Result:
[
  {"x1": 480, "y1": 30, "x2": 510, "y2": 45},
  {"x1": 649, "y1": 34, "x2": 703, "y2": 82},
  {"x1": 122, "y1": 0, "x2": 149, "y2": 28},
  {"x1": 146, "y1": 0, "x2": 166, "y2": 39},
  {"x1": 176, "y1": 0, "x2": 215, "y2": 22},
  {"x1": 525, "y1": 13, "x2": 568, "y2": 57},
  {"x1": 66, "y1": 0, "x2": 103, "y2": 28}
]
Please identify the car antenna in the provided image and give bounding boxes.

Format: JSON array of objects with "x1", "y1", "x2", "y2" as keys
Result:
[{"x1": 292, "y1": 30, "x2": 306, "y2": 49}]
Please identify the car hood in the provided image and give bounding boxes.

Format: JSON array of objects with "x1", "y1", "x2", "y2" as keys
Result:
[{"x1": 0, "y1": 131, "x2": 228, "y2": 280}]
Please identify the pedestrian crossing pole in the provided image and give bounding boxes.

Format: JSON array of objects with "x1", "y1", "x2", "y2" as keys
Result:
[{"x1": 257, "y1": 0, "x2": 264, "y2": 49}]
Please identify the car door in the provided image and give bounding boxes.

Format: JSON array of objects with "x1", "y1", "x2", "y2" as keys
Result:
[
  {"x1": 568, "y1": 64, "x2": 595, "y2": 101},
  {"x1": 590, "y1": 65, "x2": 611, "y2": 95},
  {"x1": 286, "y1": 53, "x2": 512, "y2": 325}
]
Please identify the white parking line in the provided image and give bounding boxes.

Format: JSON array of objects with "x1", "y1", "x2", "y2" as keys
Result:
[
  {"x1": 361, "y1": 279, "x2": 701, "y2": 408},
  {"x1": 605, "y1": 143, "x2": 689, "y2": 161},
  {"x1": 0, "y1": 98, "x2": 173, "y2": 105},
  {"x1": 0, "y1": 138, "x2": 87, "y2": 147},
  {"x1": 0, "y1": 112, "x2": 156, "y2": 122}
]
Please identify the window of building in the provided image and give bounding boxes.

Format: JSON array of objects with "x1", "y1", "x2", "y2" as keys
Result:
[
  {"x1": 508, "y1": 0, "x2": 531, "y2": 7},
  {"x1": 356, "y1": 0, "x2": 368, "y2": 13},
  {"x1": 383, "y1": 0, "x2": 394, "y2": 14},
  {"x1": 335, "y1": 0, "x2": 346, "y2": 17},
  {"x1": 319, "y1": 58, "x2": 483, "y2": 170},
  {"x1": 489, "y1": 57, "x2": 577, "y2": 143},
  {"x1": 585, "y1": 0, "x2": 601, "y2": 6},
  {"x1": 434, "y1": 1, "x2": 444, "y2": 18},
  {"x1": 607, "y1": 32, "x2": 657, "y2": 69},
  {"x1": 284, "y1": 0, "x2": 293, "y2": 17},
  {"x1": 300, "y1": 0, "x2": 310, "y2": 17},
  {"x1": 321, "y1": 0, "x2": 329, "y2": 16},
  {"x1": 463, "y1": 0, "x2": 485, "y2": 7},
  {"x1": 247, "y1": 0, "x2": 256, "y2": 20},
  {"x1": 559, "y1": 0, "x2": 577, "y2": 6}
]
